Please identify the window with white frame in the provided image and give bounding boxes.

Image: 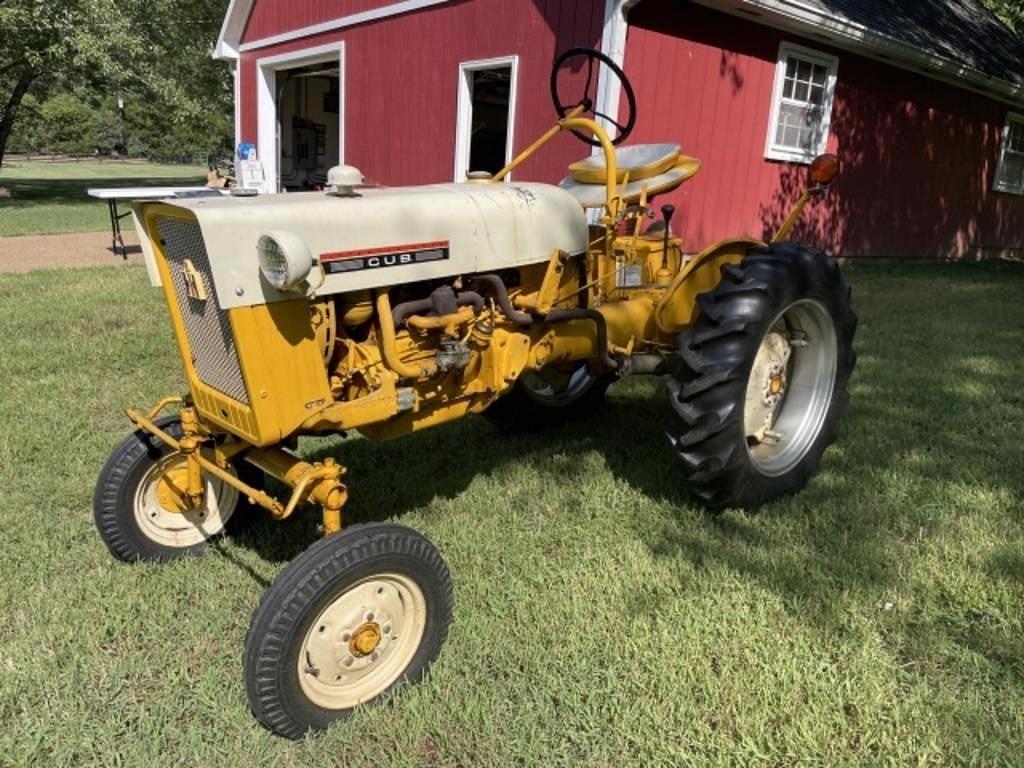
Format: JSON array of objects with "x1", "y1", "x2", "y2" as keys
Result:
[
  {"x1": 453, "y1": 56, "x2": 518, "y2": 181},
  {"x1": 994, "y1": 113, "x2": 1024, "y2": 194},
  {"x1": 765, "y1": 43, "x2": 838, "y2": 163}
]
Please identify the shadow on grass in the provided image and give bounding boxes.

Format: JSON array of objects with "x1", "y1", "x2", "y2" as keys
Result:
[{"x1": 228, "y1": 262, "x2": 1024, "y2": 681}]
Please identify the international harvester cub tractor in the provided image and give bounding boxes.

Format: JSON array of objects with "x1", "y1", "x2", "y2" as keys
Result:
[{"x1": 94, "y1": 49, "x2": 856, "y2": 738}]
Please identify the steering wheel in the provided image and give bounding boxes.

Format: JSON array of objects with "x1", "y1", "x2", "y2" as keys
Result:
[{"x1": 550, "y1": 47, "x2": 637, "y2": 147}]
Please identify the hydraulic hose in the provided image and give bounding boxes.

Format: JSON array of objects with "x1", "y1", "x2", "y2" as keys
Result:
[{"x1": 472, "y1": 274, "x2": 534, "y2": 326}]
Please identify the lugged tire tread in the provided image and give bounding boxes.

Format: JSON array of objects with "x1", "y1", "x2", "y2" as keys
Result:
[
  {"x1": 666, "y1": 243, "x2": 857, "y2": 510},
  {"x1": 244, "y1": 523, "x2": 453, "y2": 739}
]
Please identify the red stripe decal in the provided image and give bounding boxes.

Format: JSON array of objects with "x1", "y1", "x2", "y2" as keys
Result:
[{"x1": 320, "y1": 240, "x2": 449, "y2": 262}]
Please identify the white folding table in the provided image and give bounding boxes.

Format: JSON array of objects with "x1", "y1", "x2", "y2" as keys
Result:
[{"x1": 87, "y1": 186, "x2": 227, "y2": 258}]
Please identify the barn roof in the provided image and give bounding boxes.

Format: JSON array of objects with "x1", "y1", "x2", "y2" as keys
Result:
[
  {"x1": 696, "y1": 0, "x2": 1024, "y2": 103},
  {"x1": 778, "y1": 0, "x2": 1024, "y2": 84}
]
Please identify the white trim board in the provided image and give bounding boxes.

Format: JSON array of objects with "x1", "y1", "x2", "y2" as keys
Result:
[
  {"x1": 257, "y1": 42, "x2": 346, "y2": 193},
  {"x1": 238, "y1": 0, "x2": 452, "y2": 54},
  {"x1": 453, "y1": 56, "x2": 519, "y2": 182},
  {"x1": 594, "y1": 0, "x2": 640, "y2": 145}
]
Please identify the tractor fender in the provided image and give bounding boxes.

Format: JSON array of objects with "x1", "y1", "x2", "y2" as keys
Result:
[{"x1": 654, "y1": 236, "x2": 764, "y2": 334}]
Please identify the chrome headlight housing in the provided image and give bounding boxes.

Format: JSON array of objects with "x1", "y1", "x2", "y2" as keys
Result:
[{"x1": 257, "y1": 231, "x2": 313, "y2": 291}]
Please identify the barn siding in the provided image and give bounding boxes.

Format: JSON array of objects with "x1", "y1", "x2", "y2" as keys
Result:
[
  {"x1": 238, "y1": 0, "x2": 605, "y2": 187},
  {"x1": 236, "y1": 0, "x2": 1024, "y2": 258},
  {"x1": 243, "y1": 0, "x2": 401, "y2": 43},
  {"x1": 623, "y1": 0, "x2": 1024, "y2": 258}
]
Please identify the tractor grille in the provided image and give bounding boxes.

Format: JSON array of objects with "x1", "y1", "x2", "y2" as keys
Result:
[{"x1": 154, "y1": 217, "x2": 250, "y2": 404}]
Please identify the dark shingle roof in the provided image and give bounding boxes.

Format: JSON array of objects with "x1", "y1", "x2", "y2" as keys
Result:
[{"x1": 783, "y1": 0, "x2": 1024, "y2": 86}]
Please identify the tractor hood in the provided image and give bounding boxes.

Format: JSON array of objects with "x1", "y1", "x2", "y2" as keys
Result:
[{"x1": 135, "y1": 182, "x2": 587, "y2": 309}]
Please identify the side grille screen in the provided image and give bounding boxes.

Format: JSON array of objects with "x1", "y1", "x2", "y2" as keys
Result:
[{"x1": 155, "y1": 217, "x2": 250, "y2": 404}]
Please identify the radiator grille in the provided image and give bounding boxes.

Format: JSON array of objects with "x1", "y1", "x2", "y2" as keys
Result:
[{"x1": 155, "y1": 217, "x2": 250, "y2": 404}]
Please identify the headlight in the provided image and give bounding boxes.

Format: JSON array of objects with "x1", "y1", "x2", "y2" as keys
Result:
[{"x1": 257, "y1": 231, "x2": 313, "y2": 291}]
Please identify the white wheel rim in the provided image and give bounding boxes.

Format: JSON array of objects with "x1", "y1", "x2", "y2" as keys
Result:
[
  {"x1": 743, "y1": 299, "x2": 838, "y2": 476},
  {"x1": 298, "y1": 573, "x2": 427, "y2": 710},
  {"x1": 133, "y1": 454, "x2": 239, "y2": 548}
]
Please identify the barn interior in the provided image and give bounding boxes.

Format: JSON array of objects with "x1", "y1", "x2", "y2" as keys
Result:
[{"x1": 276, "y1": 63, "x2": 340, "y2": 191}]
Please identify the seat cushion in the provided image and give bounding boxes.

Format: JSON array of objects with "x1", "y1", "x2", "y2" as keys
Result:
[
  {"x1": 559, "y1": 156, "x2": 701, "y2": 208},
  {"x1": 568, "y1": 143, "x2": 681, "y2": 184}
]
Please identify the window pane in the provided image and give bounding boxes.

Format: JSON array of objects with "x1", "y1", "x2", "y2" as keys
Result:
[
  {"x1": 785, "y1": 59, "x2": 797, "y2": 80},
  {"x1": 997, "y1": 151, "x2": 1024, "y2": 190},
  {"x1": 797, "y1": 60, "x2": 813, "y2": 83},
  {"x1": 793, "y1": 80, "x2": 810, "y2": 102},
  {"x1": 1007, "y1": 122, "x2": 1024, "y2": 153},
  {"x1": 783, "y1": 77, "x2": 795, "y2": 100},
  {"x1": 811, "y1": 63, "x2": 828, "y2": 87},
  {"x1": 809, "y1": 83, "x2": 825, "y2": 105},
  {"x1": 776, "y1": 102, "x2": 824, "y2": 151}
]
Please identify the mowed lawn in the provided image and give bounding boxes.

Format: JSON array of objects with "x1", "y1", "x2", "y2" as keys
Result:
[
  {"x1": 0, "y1": 160, "x2": 207, "y2": 236},
  {"x1": 0, "y1": 261, "x2": 1022, "y2": 766}
]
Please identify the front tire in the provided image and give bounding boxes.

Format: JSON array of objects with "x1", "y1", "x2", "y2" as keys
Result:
[
  {"x1": 244, "y1": 523, "x2": 453, "y2": 739},
  {"x1": 93, "y1": 416, "x2": 259, "y2": 561},
  {"x1": 667, "y1": 244, "x2": 857, "y2": 509}
]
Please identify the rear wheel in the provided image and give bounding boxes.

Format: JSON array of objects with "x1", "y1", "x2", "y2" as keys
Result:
[
  {"x1": 244, "y1": 523, "x2": 453, "y2": 739},
  {"x1": 93, "y1": 416, "x2": 261, "y2": 561},
  {"x1": 666, "y1": 244, "x2": 857, "y2": 509},
  {"x1": 484, "y1": 362, "x2": 614, "y2": 431}
]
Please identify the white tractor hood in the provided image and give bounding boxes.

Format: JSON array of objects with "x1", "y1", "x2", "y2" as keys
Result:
[{"x1": 137, "y1": 182, "x2": 588, "y2": 309}]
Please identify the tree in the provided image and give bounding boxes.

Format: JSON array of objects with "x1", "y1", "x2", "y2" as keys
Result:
[
  {"x1": 0, "y1": 0, "x2": 231, "y2": 168},
  {"x1": 983, "y1": 0, "x2": 1024, "y2": 35}
]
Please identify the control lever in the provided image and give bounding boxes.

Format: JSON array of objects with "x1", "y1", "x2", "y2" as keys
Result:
[{"x1": 656, "y1": 204, "x2": 676, "y2": 286}]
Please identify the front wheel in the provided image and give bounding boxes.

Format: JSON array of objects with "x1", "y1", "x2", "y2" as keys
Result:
[
  {"x1": 244, "y1": 523, "x2": 453, "y2": 739},
  {"x1": 93, "y1": 416, "x2": 260, "y2": 561},
  {"x1": 667, "y1": 243, "x2": 857, "y2": 509}
]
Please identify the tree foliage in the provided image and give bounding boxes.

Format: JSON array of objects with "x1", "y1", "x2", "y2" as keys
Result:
[
  {"x1": 0, "y1": 0, "x2": 231, "y2": 165},
  {"x1": 983, "y1": 0, "x2": 1024, "y2": 35}
]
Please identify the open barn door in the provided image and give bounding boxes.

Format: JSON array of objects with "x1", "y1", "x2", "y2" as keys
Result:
[{"x1": 257, "y1": 43, "x2": 345, "y2": 193}]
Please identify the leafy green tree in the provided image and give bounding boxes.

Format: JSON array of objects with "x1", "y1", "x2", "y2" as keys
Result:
[
  {"x1": 983, "y1": 0, "x2": 1024, "y2": 34},
  {"x1": 0, "y1": 0, "x2": 231, "y2": 167}
]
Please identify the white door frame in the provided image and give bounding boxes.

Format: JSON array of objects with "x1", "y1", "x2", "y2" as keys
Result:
[
  {"x1": 257, "y1": 42, "x2": 345, "y2": 193},
  {"x1": 453, "y1": 55, "x2": 518, "y2": 182}
]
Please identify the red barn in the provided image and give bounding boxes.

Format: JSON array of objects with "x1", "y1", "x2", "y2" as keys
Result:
[{"x1": 216, "y1": 0, "x2": 1024, "y2": 259}]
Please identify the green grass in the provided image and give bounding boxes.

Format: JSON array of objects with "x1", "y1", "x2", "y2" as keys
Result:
[
  {"x1": 0, "y1": 160, "x2": 207, "y2": 236},
  {"x1": 1, "y1": 261, "x2": 1022, "y2": 766}
]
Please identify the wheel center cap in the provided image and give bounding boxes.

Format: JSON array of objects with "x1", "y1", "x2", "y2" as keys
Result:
[
  {"x1": 155, "y1": 465, "x2": 191, "y2": 513},
  {"x1": 349, "y1": 622, "x2": 382, "y2": 657}
]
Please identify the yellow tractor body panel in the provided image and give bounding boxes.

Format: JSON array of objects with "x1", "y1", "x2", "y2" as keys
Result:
[{"x1": 142, "y1": 204, "x2": 331, "y2": 446}]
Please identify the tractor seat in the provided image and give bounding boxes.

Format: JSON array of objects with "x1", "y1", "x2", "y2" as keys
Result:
[
  {"x1": 559, "y1": 154, "x2": 701, "y2": 209},
  {"x1": 568, "y1": 142, "x2": 682, "y2": 184}
]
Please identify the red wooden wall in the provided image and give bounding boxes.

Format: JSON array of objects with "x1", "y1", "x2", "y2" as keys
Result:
[
  {"x1": 237, "y1": 0, "x2": 605, "y2": 187},
  {"x1": 623, "y1": 0, "x2": 1024, "y2": 258},
  {"x1": 235, "y1": 0, "x2": 1024, "y2": 258}
]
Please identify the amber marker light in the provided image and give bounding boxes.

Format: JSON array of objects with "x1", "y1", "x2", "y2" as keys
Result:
[{"x1": 809, "y1": 153, "x2": 840, "y2": 186}]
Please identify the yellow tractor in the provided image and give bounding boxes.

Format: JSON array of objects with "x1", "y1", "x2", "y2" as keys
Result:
[{"x1": 94, "y1": 48, "x2": 856, "y2": 737}]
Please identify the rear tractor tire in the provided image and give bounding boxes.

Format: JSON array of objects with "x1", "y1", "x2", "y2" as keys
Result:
[
  {"x1": 244, "y1": 523, "x2": 453, "y2": 739},
  {"x1": 484, "y1": 362, "x2": 615, "y2": 432},
  {"x1": 667, "y1": 243, "x2": 857, "y2": 509},
  {"x1": 93, "y1": 416, "x2": 262, "y2": 561}
]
